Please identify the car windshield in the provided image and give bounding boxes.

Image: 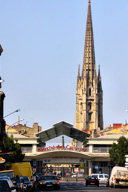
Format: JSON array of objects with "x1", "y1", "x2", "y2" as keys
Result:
[
  {"x1": 91, "y1": 176, "x2": 97, "y2": 179},
  {"x1": 20, "y1": 176, "x2": 30, "y2": 182},
  {"x1": 41, "y1": 176, "x2": 57, "y2": 180},
  {"x1": 87, "y1": 176, "x2": 97, "y2": 180},
  {"x1": 99, "y1": 175, "x2": 103, "y2": 178},
  {"x1": 92, "y1": 174, "x2": 98, "y2": 178}
]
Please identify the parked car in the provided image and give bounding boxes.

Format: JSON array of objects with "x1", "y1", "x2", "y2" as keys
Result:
[
  {"x1": 86, "y1": 176, "x2": 99, "y2": 187},
  {"x1": 0, "y1": 170, "x2": 15, "y2": 180},
  {"x1": 0, "y1": 176, "x2": 12, "y2": 182},
  {"x1": 19, "y1": 176, "x2": 33, "y2": 191},
  {"x1": 91, "y1": 173, "x2": 109, "y2": 186},
  {"x1": 38, "y1": 175, "x2": 60, "y2": 190},
  {"x1": 109, "y1": 166, "x2": 128, "y2": 188},
  {"x1": 0, "y1": 178, "x2": 17, "y2": 192}
]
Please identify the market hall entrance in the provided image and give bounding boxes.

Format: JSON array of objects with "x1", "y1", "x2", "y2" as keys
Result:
[
  {"x1": 41, "y1": 157, "x2": 89, "y2": 179},
  {"x1": 29, "y1": 121, "x2": 90, "y2": 177}
]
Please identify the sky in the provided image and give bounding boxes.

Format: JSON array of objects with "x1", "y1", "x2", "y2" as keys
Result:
[{"x1": 0, "y1": 0, "x2": 128, "y2": 146}]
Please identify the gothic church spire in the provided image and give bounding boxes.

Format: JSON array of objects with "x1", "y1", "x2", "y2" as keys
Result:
[{"x1": 75, "y1": 0, "x2": 103, "y2": 135}]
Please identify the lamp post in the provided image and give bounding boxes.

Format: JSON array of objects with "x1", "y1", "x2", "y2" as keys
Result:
[
  {"x1": 0, "y1": 44, "x2": 6, "y2": 153},
  {"x1": 4, "y1": 109, "x2": 20, "y2": 118}
]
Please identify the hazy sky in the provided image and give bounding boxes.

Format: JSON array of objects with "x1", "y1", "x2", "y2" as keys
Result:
[{"x1": 0, "y1": 0, "x2": 128, "y2": 145}]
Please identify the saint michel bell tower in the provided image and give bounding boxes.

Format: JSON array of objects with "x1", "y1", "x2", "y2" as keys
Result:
[{"x1": 75, "y1": 0, "x2": 103, "y2": 134}]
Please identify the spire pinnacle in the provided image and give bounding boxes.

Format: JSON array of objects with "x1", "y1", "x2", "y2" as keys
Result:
[
  {"x1": 98, "y1": 65, "x2": 101, "y2": 77},
  {"x1": 82, "y1": 0, "x2": 95, "y2": 80},
  {"x1": 98, "y1": 64, "x2": 102, "y2": 91},
  {"x1": 78, "y1": 64, "x2": 80, "y2": 77}
]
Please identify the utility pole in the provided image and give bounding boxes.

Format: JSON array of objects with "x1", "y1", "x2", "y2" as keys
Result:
[{"x1": 0, "y1": 44, "x2": 6, "y2": 153}]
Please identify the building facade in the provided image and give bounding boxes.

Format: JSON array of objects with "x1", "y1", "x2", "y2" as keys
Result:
[
  {"x1": 6, "y1": 122, "x2": 41, "y2": 138},
  {"x1": 75, "y1": 0, "x2": 103, "y2": 134},
  {"x1": 10, "y1": 129, "x2": 127, "y2": 176}
]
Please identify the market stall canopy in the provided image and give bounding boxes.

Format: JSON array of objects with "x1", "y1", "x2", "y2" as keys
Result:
[{"x1": 36, "y1": 121, "x2": 89, "y2": 142}]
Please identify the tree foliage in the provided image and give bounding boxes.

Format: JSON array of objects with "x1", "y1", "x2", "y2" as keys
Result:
[
  {"x1": 109, "y1": 136, "x2": 128, "y2": 166},
  {"x1": 3, "y1": 136, "x2": 24, "y2": 165}
]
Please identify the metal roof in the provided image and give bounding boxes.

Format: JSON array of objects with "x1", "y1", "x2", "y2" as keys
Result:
[{"x1": 36, "y1": 121, "x2": 89, "y2": 142}]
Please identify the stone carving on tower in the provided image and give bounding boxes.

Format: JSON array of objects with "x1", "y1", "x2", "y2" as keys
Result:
[{"x1": 75, "y1": 0, "x2": 103, "y2": 136}]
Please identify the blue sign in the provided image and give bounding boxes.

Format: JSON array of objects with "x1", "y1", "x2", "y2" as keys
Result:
[
  {"x1": 94, "y1": 165, "x2": 98, "y2": 170},
  {"x1": 80, "y1": 160, "x2": 85, "y2": 163},
  {"x1": 33, "y1": 161, "x2": 36, "y2": 166},
  {"x1": 44, "y1": 160, "x2": 51, "y2": 163}
]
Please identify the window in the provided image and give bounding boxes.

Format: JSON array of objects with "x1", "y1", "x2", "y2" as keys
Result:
[
  {"x1": 89, "y1": 113, "x2": 91, "y2": 121},
  {"x1": 80, "y1": 102, "x2": 83, "y2": 114},
  {"x1": 89, "y1": 88, "x2": 91, "y2": 96}
]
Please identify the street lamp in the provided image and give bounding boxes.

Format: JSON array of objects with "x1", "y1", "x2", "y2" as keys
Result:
[{"x1": 4, "y1": 109, "x2": 20, "y2": 118}]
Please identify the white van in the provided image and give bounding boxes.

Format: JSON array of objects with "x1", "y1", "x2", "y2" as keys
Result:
[
  {"x1": 91, "y1": 173, "x2": 109, "y2": 186},
  {"x1": 109, "y1": 166, "x2": 128, "y2": 188}
]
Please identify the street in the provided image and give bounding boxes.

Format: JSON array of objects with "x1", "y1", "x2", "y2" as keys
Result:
[{"x1": 36, "y1": 181, "x2": 128, "y2": 192}]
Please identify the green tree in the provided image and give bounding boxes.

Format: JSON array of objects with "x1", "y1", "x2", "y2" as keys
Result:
[
  {"x1": 109, "y1": 136, "x2": 128, "y2": 166},
  {"x1": 2, "y1": 136, "x2": 24, "y2": 168}
]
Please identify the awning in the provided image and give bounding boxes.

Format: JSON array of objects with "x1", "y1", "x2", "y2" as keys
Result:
[{"x1": 36, "y1": 121, "x2": 89, "y2": 142}]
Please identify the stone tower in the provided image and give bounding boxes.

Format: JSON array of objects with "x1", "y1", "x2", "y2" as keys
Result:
[{"x1": 75, "y1": 0, "x2": 103, "y2": 134}]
